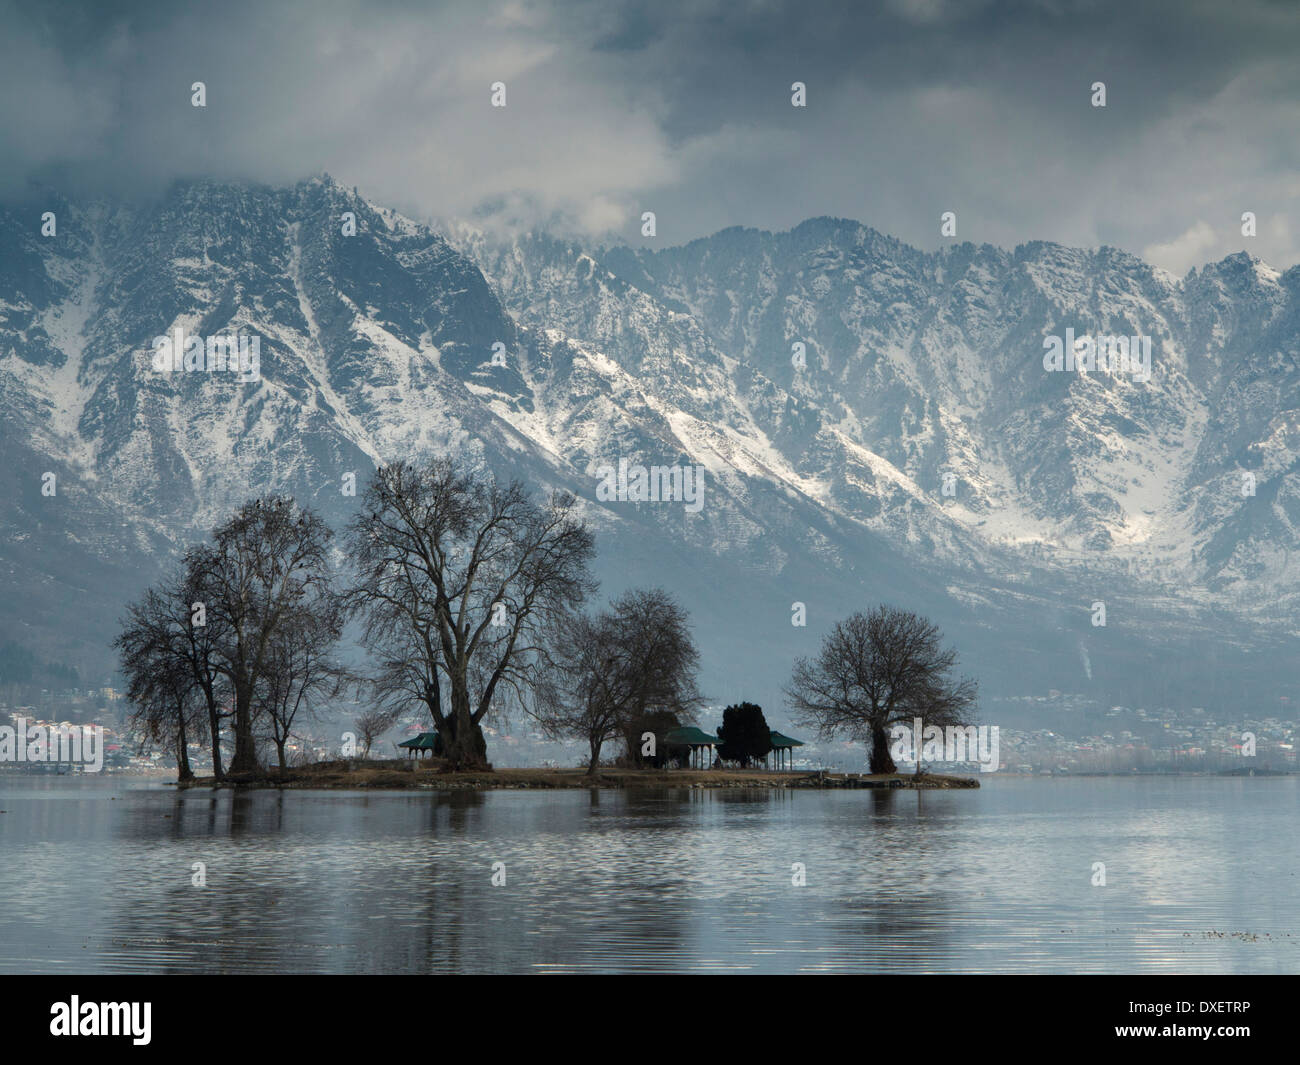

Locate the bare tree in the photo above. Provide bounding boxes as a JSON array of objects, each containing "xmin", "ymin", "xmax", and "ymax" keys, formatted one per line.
[
  {"xmin": 354, "ymin": 708, "xmax": 400, "ymax": 759},
  {"xmin": 176, "ymin": 555, "xmax": 231, "ymax": 778},
  {"xmin": 115, "ymin": 587, "xmax": 205, "ymax": 781},
  {"xmin": 531, "ymin": 612, "xmax": 624, "ymax": 774},
  {"xmin": 531, "ymin": 588, "xmax": 702, "ymax": 775},
  {"xmin": 785, "ymin": 605, "xmax": 977, "ymax": 774},
  {"xmin": 609, "ymin": 588, "xmax": 702, "ymax": 732},
  {"xmin": 259, "ymin": 595, "xmax": 347, "ymax": 775},
  {"xmin": 193, "ymin": 497, "xmax": 336, "ymax": 774},
  {"xmin": 346, "ymin": 459, "xmax": 596, "ymax": 769},
  {"xmin": 117, "ymin": 564, "xmax": 231, "ymax": 778}
]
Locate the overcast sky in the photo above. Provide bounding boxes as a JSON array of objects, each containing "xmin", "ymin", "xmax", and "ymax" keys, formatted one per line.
[{"xmin": 3, "ymin": 0, "xmax": 1299, "ymax": 273}]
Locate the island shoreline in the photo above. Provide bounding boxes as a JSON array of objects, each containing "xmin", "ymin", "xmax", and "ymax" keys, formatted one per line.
[{"xmin": 174, "ymin": 761, "xmax": 980, "ymax": 791}]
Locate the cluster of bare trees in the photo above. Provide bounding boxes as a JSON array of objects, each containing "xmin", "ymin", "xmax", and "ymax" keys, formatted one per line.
[
  {"xmin": 116, "ymin": 459, "xmax": 701, "ymax": 776},
  {"xmin": 115, "ymin": 497, "xmax": 345, "ymax": 779},
  {"xmin": 116, "ymin": 458, "xmax": 976, "ymax": 780}
]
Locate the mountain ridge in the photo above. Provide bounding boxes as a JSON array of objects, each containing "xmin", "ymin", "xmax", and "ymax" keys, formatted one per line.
[{"xmin": 4, "ymin": 174, "xmax": 1299, "ymax": 723}]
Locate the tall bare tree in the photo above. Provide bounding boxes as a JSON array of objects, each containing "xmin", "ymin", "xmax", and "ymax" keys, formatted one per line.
[
  {"xmin": 785, "ymin": 605, "xmax": 977, "ymax": 774},
  {"xmin": 193, "ymin": 497, "xmax": 336, "ymax": 774},
  {"xmin": 347, "ymin": 459, "xmax": 596, "ymax": 768}
]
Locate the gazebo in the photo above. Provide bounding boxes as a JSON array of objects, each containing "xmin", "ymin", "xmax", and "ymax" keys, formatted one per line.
[
  {"xmin": 768, "ymin": 731, "xmax": 804, "ymax": 770},
  {"xmin": 665, "ymin": 726, "xmax": 719, "ymax": 769},
  {"xmin": 397, "ymin": 732, "xmax": 442, "ymax": 760}
]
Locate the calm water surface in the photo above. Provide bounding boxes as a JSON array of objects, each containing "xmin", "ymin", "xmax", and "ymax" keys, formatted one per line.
[{"xmin": 0, "ymin": 775, "xmax": 1295, "ymax": 973}]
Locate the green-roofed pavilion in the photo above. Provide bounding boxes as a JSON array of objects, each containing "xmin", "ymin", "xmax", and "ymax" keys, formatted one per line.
[
  {"xmin": 665, "ymin": 726, "xmax": 719, "ymax": 769},
  {"xmin": 397, "ymin": 732, "xmax": 442, "ymax": 759},
  {"xmin": 768, "ymin": 730, "xmax": 804, "ymax": 771}
]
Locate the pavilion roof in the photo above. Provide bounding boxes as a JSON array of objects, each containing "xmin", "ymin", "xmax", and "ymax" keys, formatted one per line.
[
  {"xmin": 397, "ymin": 732, "xmax": 440, "ymax": 750},
  {"xmin": 665, "ymin": 726, "xmax": 719, "ymax": 746},
  {"xmin": 768, "ymin": 731, "xmax": 804, "ymax": 748}
]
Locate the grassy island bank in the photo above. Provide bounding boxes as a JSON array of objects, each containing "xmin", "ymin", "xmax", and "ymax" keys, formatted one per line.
[{"xmin": 177, "ymin": 760, "xmax": 979, "ymax": 791}]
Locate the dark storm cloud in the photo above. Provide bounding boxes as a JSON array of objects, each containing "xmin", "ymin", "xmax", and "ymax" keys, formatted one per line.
[{"xmin": 2, "ymin": 0, "xmax": 1298, "ymax": 271}]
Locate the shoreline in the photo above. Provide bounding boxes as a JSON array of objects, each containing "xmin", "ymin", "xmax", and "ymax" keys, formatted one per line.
[{"xmin": 175, "ymin": 762, "xmax": 980, "ymax": 791}]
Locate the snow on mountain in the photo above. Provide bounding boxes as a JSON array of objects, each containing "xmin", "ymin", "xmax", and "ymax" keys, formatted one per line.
[{"xmin": 4, "ymin": 177, "xmax": 1300, "ymax": 716}]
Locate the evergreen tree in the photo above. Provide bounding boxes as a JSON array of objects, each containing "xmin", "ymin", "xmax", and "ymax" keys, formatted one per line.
[{"xmin": 716, "ymin": 702, "xmax": 772, "ymax": 767}]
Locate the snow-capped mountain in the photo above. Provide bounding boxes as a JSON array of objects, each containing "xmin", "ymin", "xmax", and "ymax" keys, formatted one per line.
[
  {"xmin": 4, "ymin": 176, "xmax": 1299, "ymax": 718},
  {"xmin": 466, "ymin": 221, "xmax": 1300, "ymax": 607}
]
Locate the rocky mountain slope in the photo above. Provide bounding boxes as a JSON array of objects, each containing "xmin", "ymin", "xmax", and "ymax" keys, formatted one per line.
[{"xmin": 4, "ymin": 176, "xmax": 1299, "ymax": 719}]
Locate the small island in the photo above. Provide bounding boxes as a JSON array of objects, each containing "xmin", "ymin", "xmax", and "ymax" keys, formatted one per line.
[{"xmin": 116, "ymin": 462, "xmax": 989, "ymax": 790}]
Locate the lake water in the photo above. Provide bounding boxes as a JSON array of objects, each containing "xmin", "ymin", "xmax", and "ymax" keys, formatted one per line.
[{"xmin": 0, "ymin": 775, "xmax": 1295, "ymax": 973}]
